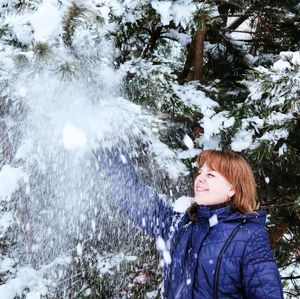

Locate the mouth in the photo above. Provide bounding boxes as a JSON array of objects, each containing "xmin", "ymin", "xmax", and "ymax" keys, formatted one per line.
[{"xmin": 195, "ymin": 186, "xmax": 209, "ymax": 192}]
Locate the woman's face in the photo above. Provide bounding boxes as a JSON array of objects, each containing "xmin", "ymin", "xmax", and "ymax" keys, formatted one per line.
[{"xmin": 194, "ymin": 163, "xmax": 235, "ymax": 206}]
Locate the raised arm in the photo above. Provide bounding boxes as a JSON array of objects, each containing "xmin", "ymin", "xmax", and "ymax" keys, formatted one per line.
[
  {"xmin": 94, "ymin": 146, "xmax": 179, "ymax": 241},
  {"xmin": 242, "ymin": 227, "xmax": 284, "ymax": 298}
]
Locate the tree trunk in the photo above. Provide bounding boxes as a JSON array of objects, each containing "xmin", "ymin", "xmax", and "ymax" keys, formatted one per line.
[
  {"xmin": 181, "ymin": 16, "xmax": 206, "ymax": 82},
  {"xmin": 193, "ymin": 28, "xmax": 205, "ymax": 81}
]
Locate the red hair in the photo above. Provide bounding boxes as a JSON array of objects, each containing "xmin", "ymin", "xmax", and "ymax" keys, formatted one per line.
[{"xmin": 197, "ymin": 149, "xmax": 258, "ymax": 213}]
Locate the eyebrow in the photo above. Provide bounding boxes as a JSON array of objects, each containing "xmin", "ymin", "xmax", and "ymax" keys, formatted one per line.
[{"xmin": 199, "ymin": 167, "xmax": 214, "ymax": 172}]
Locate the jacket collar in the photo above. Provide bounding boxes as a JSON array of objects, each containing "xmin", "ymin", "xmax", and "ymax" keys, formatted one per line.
[{"xmin": 195, "ymin": 204, "xmax": 267, "ymax": 225}]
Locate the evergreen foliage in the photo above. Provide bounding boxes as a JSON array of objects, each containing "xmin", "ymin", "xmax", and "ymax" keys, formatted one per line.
[{"xmin": 0, "ymin": 0, "xmax": 299, "ymax": 298}]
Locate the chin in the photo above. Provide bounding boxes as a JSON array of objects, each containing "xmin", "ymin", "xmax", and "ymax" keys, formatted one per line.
[{"xmin": 195, "ymin": 197, "xmax": 209, "ymax": 205}]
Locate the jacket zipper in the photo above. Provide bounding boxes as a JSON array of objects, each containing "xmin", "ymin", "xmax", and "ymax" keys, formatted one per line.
[{"xmin": 213, "ymin": 222, "xmax": 244, "ymax": 299}]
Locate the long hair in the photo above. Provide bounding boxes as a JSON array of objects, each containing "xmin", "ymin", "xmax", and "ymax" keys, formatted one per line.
[{"xmin": 193, "ymin": 149, "xmax": 258, "ymax": 214}]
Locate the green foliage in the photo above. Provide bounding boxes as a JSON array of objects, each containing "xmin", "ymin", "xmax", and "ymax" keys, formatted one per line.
[
  {"xmin": 56, "ymin": 60, "xmax": 79, "ymax": 82},
  {"xmin": 62, "ymin": 2, "xmax": 91, "ymax": 47},
  {"xmin": 15, "ymin": 0, "xmax": 40, "ymax": 11},
  {"xmin": 1, "ymin": 0, "xmax": 300, "ymax": 297},
  {"xmin": 13, "ymin": 53, "xmax": 30, "ymax": 69},
  {"xmin": 32, "ymin": 42, "xmax": 52, "ymax": 59}
]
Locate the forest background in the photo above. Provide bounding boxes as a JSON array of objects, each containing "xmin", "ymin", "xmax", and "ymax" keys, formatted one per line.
[{"xmin": 0, "ymin": 0, "xmax": 299, "ymax": 298}]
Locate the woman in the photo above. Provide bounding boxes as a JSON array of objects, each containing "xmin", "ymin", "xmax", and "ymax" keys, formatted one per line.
[{"xmin": 96, "ymin": 147, "xmax": 283, "ymax": 298}]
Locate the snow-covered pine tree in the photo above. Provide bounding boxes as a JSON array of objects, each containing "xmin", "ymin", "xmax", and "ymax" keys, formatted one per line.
[{"xmin": 0, "ymin": 0, "xmax": 299, "ymax": 298}]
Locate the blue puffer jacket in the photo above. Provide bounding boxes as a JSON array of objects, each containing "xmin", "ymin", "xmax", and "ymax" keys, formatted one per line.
[{"xmin": 96, "ymin": 148, "xmax": 284, "ymax": 299}]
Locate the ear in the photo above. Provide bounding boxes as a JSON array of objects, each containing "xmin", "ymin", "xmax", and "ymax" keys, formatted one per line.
[{"xmin": 227, "ymin": 185, "xmax": 235, "ymax": 198}]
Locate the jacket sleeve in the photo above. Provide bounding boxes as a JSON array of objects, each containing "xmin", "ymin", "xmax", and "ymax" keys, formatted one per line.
[
  {"xmin": 242, "ymin": 227, "xmax": 284, "ymax": 299},
  {"xmin": 94, "ymin": 147, "xmax": 179, "ymax": 241}
]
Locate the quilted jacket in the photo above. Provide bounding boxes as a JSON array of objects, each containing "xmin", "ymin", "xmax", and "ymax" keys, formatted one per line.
[{"xmin": 96, "ymin": 148, "xmax": 284, "ymax": 299}]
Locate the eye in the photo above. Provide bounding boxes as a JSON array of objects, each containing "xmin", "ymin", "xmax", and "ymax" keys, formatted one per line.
[{"xmin": 207, "ymin": 173, "xmax": 215, "ymax": 178}]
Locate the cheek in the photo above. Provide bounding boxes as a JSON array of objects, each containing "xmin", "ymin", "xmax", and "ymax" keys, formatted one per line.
[{"xmin": 193, "ymin": 179, "xmax": 197, "ymax": 191}]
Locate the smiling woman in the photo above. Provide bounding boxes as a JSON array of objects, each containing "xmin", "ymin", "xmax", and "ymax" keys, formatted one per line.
[
  {"xmin": 194, "ymin": 163, "xmax": 235, "ymax": 206},
  {"xmin": 96, "ymin": 146, "xmax": 284, "ymax": 299},
  {"xmin": 194, "ymin": 150, "xmax": 257, "ymax": 212}
]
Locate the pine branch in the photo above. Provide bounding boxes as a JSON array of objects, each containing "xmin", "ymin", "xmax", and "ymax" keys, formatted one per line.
[
  {"xmin": 218, "ymin": 14, "xmax": 252, "ymax": 17},
  {"xmin": 261, "ymin": 202, "xmax": 300, "ymax": 209},
  {"xmin": 226, "ymin": 12, "xmax": 251, "ymax": 31},
  {"xmin": 281, "ymin": 275, "xmax": 300, "ymax": 280},
  {"xmin": 62, "ymin": 2, "xmax": 90, "ymax": 48},
  {"xmin": 208, "ymin": 0, "xmax": 245, "ymax": 10},
  {"xmin": 141, "ymin": 25, "xmax": 163, "ymax": 59},
  {"xmin": 219, "ymin": 29, "xmax": 255, "ymax": 34},
  {"xmin": 280, "ymin": 259, "xmax": 300, "ymax": 269}
]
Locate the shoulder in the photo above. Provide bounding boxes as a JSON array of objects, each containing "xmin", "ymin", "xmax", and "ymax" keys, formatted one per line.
[
  {"xmin": 242, "ymin": 221, "xmax": 267, "ymax": 237},
  {"xmin": 242, "ymin": 222, "xmax": 275, "ymax": 265},
  {"xmin": 225, "ymin": 209, "xmax": 267, "ymax": 240}
]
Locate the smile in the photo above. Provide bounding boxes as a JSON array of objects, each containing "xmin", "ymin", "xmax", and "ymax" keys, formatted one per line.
[{"xmin": 196, "ymin": 187, "xmax": 209, "ymax": 192}]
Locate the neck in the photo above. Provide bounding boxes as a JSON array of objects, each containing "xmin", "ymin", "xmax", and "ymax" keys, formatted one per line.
[{"xmin": 205, "ymin": 202, "xmax": 230, "ymax": 210}]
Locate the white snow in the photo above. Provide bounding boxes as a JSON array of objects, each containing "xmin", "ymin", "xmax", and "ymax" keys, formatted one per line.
[
  {"xmin": 0, "ymin": 212, "xmax": 14, "ymax": 238},
  {"xmin": 8, "ymin": 17, "xmax": 33, "ymax": 46},
  {"xmin": 145, "ymin": 290, "xmax": 158, "ymax": 298},
  {"xmin": 227, "ymin": 17, "xmax": 254, "ymax": 43},
  {"xmin": 278, "ymin": 143, "xmax": 287, "ymax": 156},
  {"xmin": 91, "ymin": 219, "xmax": 96, "ymax": 232},
  {"xmin": 273, "ymin": 51, "xmax": 300, "ymax": 71},
  {"xmin": 291, "ymin": 51, "xmax": 300, "ymax": 65},
  {"xmin": 172, "ymin": 1, "xmax": 198, "ymax": 28},
  {"xmin": 0, "ymin": 257, "xmax": 15, "ymax": 274},
  {"xmin": 260, "ymin": 128, "xmax": 289, "ymax": 142},
  {"xmin": 120, "ymin": 154, "xmax": 127, "ymax": 164},
  {"xmin": 247, "ymin": 82, "xmax": 263, "ymax": 101},
  {"xmin": 201, "ymin": 112, "xmax": 235, "ymax": 140},
  {"xmin": 125, "ymin": 256, "xmax": 137, "ymax": 261},
  {"xmin": 162, "ymin": 250, "xmax": 171, "ymax": 265},
  {"xmin": 0, "ymin": 267, "xmax": 48, "ymax": 299},
  {"xmin": 231, "ymin": 129, "xmax": 254, "ymax": 151},
  {"xmin": 0, "ymin": 0, "xmax": 297, "ymax": 297},
  {"xmin": 142, "ymin": 217, "xmax": 146, "ymax": 227},
  {"xmin": 62, "ymin": 123, "xmax": 87, "ymax": 151},
  {"xmin": 266, "ymin": 112, "xmax": 292, "ymax": 125},
  {"xmin": 273, "ymin": 59, "xmax": 292, "ymax": 71},
  {"xmin": 0, "ymin": 165, "xmax": 27, "ymax": 201},
  {"xmin": 209, "ymin": 214, "xmax": 218, "ymax": 227},
  {"xmin": 156, "ymin": 236, "xmax": 167, "ymax": 251},
  {"xmin": 156, "ymin": 236, "xmax": 171, "ymax": 264},
  {"xmin": 30, "ymin": 0, "xmax": 61, "ymax": 42},
  {"xmin": 16, "ymin": 86, "xmax": 28, "ymax": 97},
  {"xmin": 173, "ymin": 196, "xmax": 194, "ymax": 213},
  {"xmin": 151, "ymin": 1, "xmax": 172, "ymax": 26},
  {"xmin": 163, "ymin": 29, "xmax": 192, "ymax": 46},
  {"xmin": 172, "ymin": 83, "xmax": 218, "ymax": 113},
  {"xmin": 15, "ymin": 140, "xmax": 33, "ymax": 160},
  {"xmin": 148, "ymin": 137, "xmax": 189, "ymax": 180},
  {"xmin": 76, "ymin": 243, "xmax": 83, "ymax": 256},
  {"xmin": 96, "ymin": 252, "xmax": 136, "ymax": 275},
  {"xmin": 151, "ymin": 0, "xmax": 209, "ymax": 29},
  {"xmin": 183, "ymin": 134, "xmax": 194, "ymax": 149},
  {"xmin": 280, "ymin": 260, "xmax": 300, "ymax": 298},
  {"xmin": 177, "ymin": 148, "xmax": 201, "ymax": 160}
]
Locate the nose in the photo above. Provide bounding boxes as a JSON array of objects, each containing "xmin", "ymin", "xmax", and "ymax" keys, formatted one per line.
[{"xmin": 197, "ymin": 174, "xmax": 206, "ymax": 183}]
